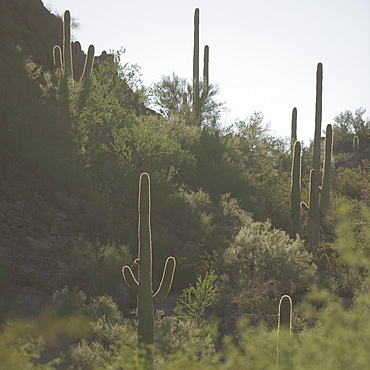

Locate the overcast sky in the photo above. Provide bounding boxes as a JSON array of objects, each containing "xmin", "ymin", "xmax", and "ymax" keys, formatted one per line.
[{"xmin": 44, "ymin": 0, "xmax": 370, "ymax": 145}]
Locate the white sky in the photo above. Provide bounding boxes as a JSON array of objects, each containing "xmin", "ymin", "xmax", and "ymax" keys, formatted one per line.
[{"xmin": 44, "ymin": 0, "xmax": 370, "ymax": 145}]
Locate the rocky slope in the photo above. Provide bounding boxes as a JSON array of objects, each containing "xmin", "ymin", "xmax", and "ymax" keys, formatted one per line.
[{"xmin": 0, "ymin": 0, "xmax": 107, "ymax": 81}]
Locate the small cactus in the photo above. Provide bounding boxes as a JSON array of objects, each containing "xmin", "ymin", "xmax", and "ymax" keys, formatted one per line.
[
  {"xmin": 318, "ymin": 253, "xmax": 328, "ymax": 287},
  {"xmin": 353, "ymin": 135, "xmax": 359, "ymax": 161},
  {"xmin": 122, "ymin": 173, "xmax": 176, "ymax": 346},
  {"xmin": 277, "ymin": 295, "xmax": 292, "ymax": 369}
]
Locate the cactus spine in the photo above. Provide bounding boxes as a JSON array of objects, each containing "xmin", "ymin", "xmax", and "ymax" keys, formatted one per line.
[
  {"xmin": 291, "ymin": 140, "xmax": 301, "ymax": 237},
  {"xmin": 122, "ymin": 173, "xmax": 176, "ymax": 346},
  {"xmin": 192, "ymin": 8, "xmax": 209, "ymax": 126}
]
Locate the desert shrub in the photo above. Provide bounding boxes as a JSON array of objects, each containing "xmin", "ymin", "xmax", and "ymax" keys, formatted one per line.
[
  {"xmin": 85, "ymin": 295, "xmax": 124, "ymax": 325},
  {"xmin": 0, "ymin": 320, "xmax": 48, "ymax": 369},
  {"xmin": 216, "ymin": 217, "xmax": 316, "ymax": 325},
  {"xmin": 332, "ymin": 165, "xmax": 370, "ymax": 199},
  {"xmin": 154, "ymin": 313, "xmax": 218, "ymax": 358},
  {"xmin": 173, "ymin": 270, "xmax": 218, "ymax": 325},
  {"xmin": 52, "ymin": 286, "xmax": 87, "ymax": 316},
  {"xmin": 68, "ymin": 238, "xmax": 131, "ymax": 295}
]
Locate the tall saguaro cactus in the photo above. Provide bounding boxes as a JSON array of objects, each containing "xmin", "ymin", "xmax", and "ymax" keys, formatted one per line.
[
  {"xmin": 53, "ymin": 10, "xmax": 95, "ymax": 116},
  {"xmin": 192, "ymin": 8, "xmax": 209, "ymax": 126},
  {"xmin": 122, "ymin": 173, "xmax": 176, "ymax": 346},
  {"xmin": 298, "ymin": 63, "xmax": 333, "ymax": 254},
  {"xmin": 302, "ymin": 124, "xmax": 333, "ymax": 253}
]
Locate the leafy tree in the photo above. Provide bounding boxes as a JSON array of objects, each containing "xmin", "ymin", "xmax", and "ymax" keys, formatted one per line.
[
  {"xmin": 173, "ymin": 270, "xmax": 218, "ymax": 325},
  {"xmin": 333, "ymin": 108, "xmax": 370, "ymax": 158},
  {"xmin": 150, "ymin": 73, "xmax": 223, "ymax": 127}
]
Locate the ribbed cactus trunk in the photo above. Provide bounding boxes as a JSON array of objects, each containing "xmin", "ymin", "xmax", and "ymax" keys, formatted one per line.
[
  {"xmin": 63, "ymin": 10, "xmax": 73, "ymax": 80},
  {"xmin": 353, "ymin": 135, "xmax": 359, "ymax": 161},
  {"xmin": 137, "ymin": 173, "xmax": 155, "ymax": 344},
  {"xmin": 291, "ymin": 140, "xmax": 301, "ymax": 237},
  {"xmin": 291, "ymin": 107, "xmax": 297, "ymax": 153},
  {"xmin": 303, "ymin": 63, "xmax": 334, "ymax": 254},
  {"xmin": 277, "ymin": 295, "xmax": 292, "ymax": 369},
  {"xmin": 313, "ymin": 63, "xmax": 323, "ymax": 175},
  {"xmin": 320, "ymin": 124, "xmax": 333, "ymax": 217},
  {"xmin": 306, "ymin": 168, "xmax": 320, "ymax": 253},
  {"xmin": 192, "ymin": 8, "xmax": 209, "ymax": 127},
  {"xmin": 318, "ymin": 253, "xmax": 328, "ymax": 287},
  {"xmin": 201, "ymin": 45, "xmax": 209, "ymax": 102},
  {"xmin": 123, "ymin": 173, "xmax": 176, "ymax": 349},
  {"xmin": 193, "ymin": 8, "xmax": 200, "ymax": 124}
]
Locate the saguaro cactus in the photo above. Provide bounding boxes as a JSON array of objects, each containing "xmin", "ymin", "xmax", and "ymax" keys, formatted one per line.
[
  {"xmin": 122, "ymin": 173, "xmax": 176, "ymax": 346},
  {"xmin": 53, "ymin": 10, "xmax": 95, "ymax": 116},
  {"xmin": 277, "ymin": 295, "xmax": 292, "ymax": 369},
  {"xmin": 53, "ymin": 10, "xmax": 95, "ymax": 82},
  {"xmin": 318, "ymin": 253, "xmax": 328, "ymax": 287},
  {"xmin": 192, "ymin": 8, "xmax": 209, "ymax": 126},
  {"xmin": 300, "ymin": 64, "xmax": 333, "ymax": 254},
  {"xmin": 353, "ymin": 135, "xmax": 359, "ymax": 161},
  {"xmin": 291, "ymin": 140, "xmax": 301, "ymax": 237},
  {"xmin": 302, "ymin": 124, "xmax": 333, "ymax": 253}
]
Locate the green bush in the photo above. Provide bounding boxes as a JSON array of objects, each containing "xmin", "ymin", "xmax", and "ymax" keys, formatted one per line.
[
  {"xmin": 68, "ymin": 238, "xmax": 131, "ymax": 295},
  {"xmin": 217, "ymin": 217, "xmax": 316, "ymax": 325}
]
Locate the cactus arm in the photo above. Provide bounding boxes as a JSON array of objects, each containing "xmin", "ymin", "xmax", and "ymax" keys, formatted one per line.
[
  {"xmin": 201, "ymin": 45, "xmax": 209, "ymax": 102},
  {"xmin": 291, "ymin": 107, "xmax": 297, "ymax": 152},
  {"xmin": 318, "ymin": 253, "xmax": 328, "ymax": 286},
  {"xmin": 353, "ymin": 135, "xmax": 359, "ymax": 160},
  {"xmin": 313, "ymin": 63, "xmax": 323, "ymax": 174},
  {"xmin": 307, "ymin": 169, "xmax": 320, "ymax": 253},
  {"xmin": 291, "ymin": 140, "xmax": 301, "ymax": 237},
  {"xmin": 81, "ymin": 45, "xmax": 95, "ymax": 81},
  {"xmin": 63, "ymin": 10, "xmax": 73, "ymax": 79},
  {"xmin": 153, "ymin": 257, "xmax": 176, "ymax": 304},
  {"xmin": 320, "ymin": 124, "xmax": 332, "ymax": 216},
  {"xmin": 53, "ymin": 45, "xmax": 62, "ymax": 70},
  {"xmin": 122, "ymin": 266, "xmax": 138, "ymax": 294}
]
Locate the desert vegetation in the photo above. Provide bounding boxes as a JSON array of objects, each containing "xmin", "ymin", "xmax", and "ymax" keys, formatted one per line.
[{"xmin": 1, "ymin": 7, "xmax": 370, "ymax": 369}]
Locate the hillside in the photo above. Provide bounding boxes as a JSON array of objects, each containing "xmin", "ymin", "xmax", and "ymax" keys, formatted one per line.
[{"xmin": 1, "ymin": 1, "xmax": 370, "ymax": 368}]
